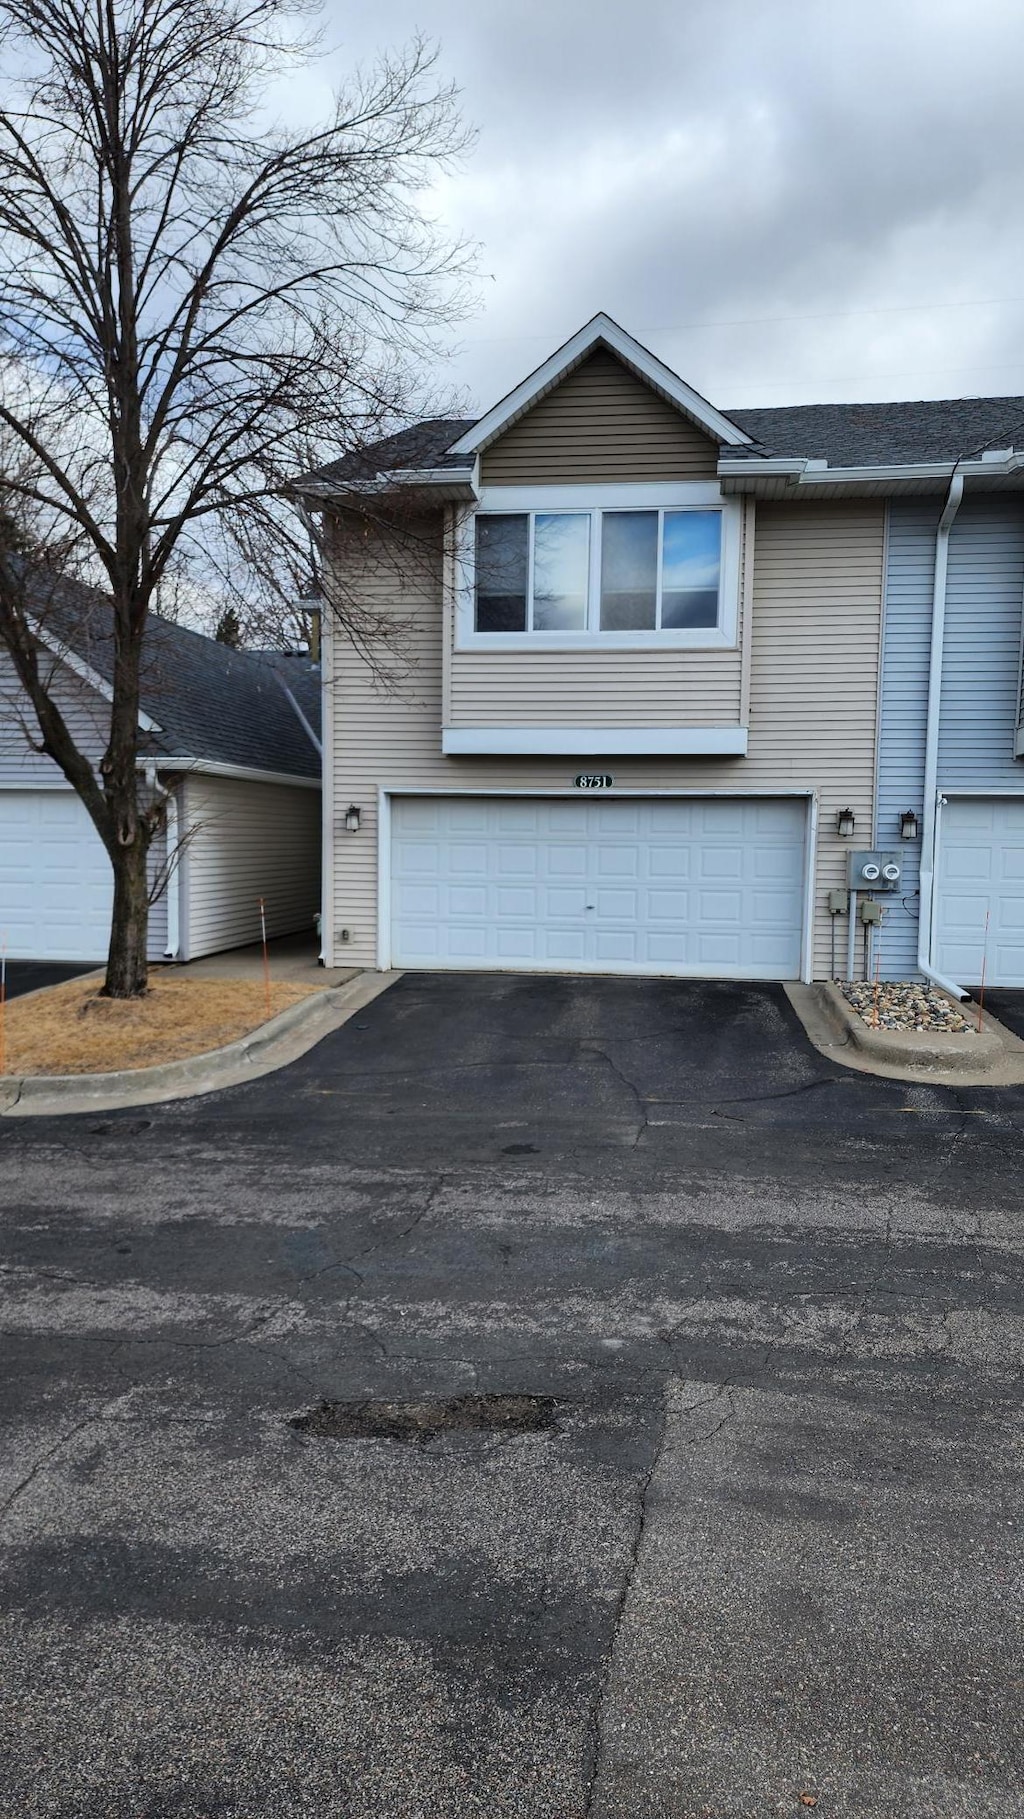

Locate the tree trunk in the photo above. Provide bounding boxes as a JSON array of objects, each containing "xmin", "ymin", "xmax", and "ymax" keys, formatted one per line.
[{"xmin": 103, "ymin": 835, "xmax": 150, "ymax": 998}]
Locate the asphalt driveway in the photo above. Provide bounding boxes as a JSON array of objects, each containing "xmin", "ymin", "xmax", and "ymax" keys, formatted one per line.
[
  {"xmin": 3, "ymin": 959, "xmax": 96, "ymax": 1000},
  {"xmin": 2, "ymin": 972, "xmax": 1024, "ymax": 1816}
]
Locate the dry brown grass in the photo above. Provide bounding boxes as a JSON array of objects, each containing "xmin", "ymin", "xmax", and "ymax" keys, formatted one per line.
[{"xmin": 2, "ymin": 973, "xmax": 319, "ymax": 1076}]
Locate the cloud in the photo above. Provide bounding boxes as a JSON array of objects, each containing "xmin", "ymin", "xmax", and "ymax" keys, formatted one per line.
[{"xmin": 303, "ymin": 0, "xmax": 1024, "ymax": 411}]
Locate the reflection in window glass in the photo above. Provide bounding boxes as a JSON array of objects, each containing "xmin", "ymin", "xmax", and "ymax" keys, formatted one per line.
[
  {"xmin": 600, "ymin": 512, "xmax": 658, "ymax": 630},
  {"xmin": 661, "ymin": 511, "xmax": 721, "ymax": 628},
  {"xmin": 475, "ymin": 515, "xmax": 528, "ymax": 631},
  {"xmin": 532, "ymin": 513, "xmax": 590, "ymax": 630}
]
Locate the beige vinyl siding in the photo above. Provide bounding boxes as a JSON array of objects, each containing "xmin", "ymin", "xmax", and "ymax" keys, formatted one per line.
[
  {"xmin": 447, "ymin": 650, "xmax": 741, "ymax": 725},
  {"xmin": 181, "ymin": 774, "xmax": 320, "ymax": 959},
  {"xmin": 327, "ymin": 502, "xmax": 884, "ymax": 979},
  {"xmin": 480, "ymin": 350, "xmax": 720, "ymax": 484}
]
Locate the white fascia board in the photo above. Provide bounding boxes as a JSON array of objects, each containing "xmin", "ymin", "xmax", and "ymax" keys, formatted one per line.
[
  {"xmin": 719, "ymin": 453, "xmax": 1024, "ymax": 490},
  {"xmin": 31, "ymin": 621, "xmax": 162, "ymax": 733},
  {"xmin": 295, "ymin": 468, "xmax": 476, "ymax": 501},
  {"xmin": 441, "ymin": 726, "xmax": 749, "ymax": 757},
  {"xmin": 450, "ymin": 313, "xmax": 752, "ymax": 456},
  {"xmin": 143, "ymin": 758, "xmax": 321, "ymax": 789}
]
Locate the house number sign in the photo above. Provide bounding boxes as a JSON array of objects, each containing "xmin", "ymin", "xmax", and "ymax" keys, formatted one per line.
[{"xmin": 574, "ymin": 773, "xmax": 614, "ymax": 790}]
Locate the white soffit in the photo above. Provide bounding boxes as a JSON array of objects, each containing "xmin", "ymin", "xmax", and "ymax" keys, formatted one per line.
[{"xmin": 449, "ymin": 313, "xmax": 753, "ymax": 456}]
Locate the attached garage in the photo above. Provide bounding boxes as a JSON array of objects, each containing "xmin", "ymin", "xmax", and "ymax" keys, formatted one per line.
[
  {"xmin": 388, "ymin": 795, "xmax": 809, "ymax": 979},
  {"xmin": 0, "ymin": 790, "xmax": 114, "ymax": 961},
  {"xmin": 935, "ymin": 797, "xmax": 1024, "ymax": 986}
]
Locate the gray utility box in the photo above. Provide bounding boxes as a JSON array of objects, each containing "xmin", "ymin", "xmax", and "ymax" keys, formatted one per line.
[{"xmin": 847, "ymin": 850, "xmax": 903, "ymax": 891}]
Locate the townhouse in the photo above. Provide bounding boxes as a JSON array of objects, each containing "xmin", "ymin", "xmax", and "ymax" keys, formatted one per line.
[{"xmin": 297, "ymin": 315, "xmax": 1024, "ymax": 991}]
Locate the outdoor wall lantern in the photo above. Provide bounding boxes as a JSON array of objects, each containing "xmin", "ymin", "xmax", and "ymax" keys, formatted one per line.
[
  {"xmin": 900, "ymin": 810, "xmax": 919, "ymax": 841},
  {"xmin": 836, "ymin": 807, "xmax": 856, "ymax": 838},
  {"xmin": 344, "ymin": 804, "xmax": 361, "ymax": 832}
]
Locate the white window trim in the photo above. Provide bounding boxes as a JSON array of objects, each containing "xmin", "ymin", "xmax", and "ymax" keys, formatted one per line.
[{"xmin": 456, "ymin": 484, "xmax": 741, "ymax": 652}]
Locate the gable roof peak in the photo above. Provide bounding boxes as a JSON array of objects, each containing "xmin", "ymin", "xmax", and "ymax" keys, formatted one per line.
[{"xmin": 449, "ymin": 312, "xmax": 752, "ymax": 457}]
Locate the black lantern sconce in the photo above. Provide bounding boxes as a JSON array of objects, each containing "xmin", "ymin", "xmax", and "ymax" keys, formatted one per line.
[
  {"xmin": 344, "ymin": 804, "xmax": 361, "ymax": 833},
  {"xmin": 836, "ymin": 807, "xmax": 856, "ymax": 839},
  {"xmin": 900, "ymin": 810, "xmax": 919, "ymax": 841}
]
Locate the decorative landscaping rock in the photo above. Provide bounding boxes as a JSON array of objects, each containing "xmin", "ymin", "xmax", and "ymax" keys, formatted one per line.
[{"xmin": 840, "ymin": 981, "xmax": 975, "ymax": 1034}]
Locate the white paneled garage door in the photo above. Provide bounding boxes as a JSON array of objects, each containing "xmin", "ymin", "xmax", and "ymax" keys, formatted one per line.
[
  {"xmin": 935, "ymin": 797, "xmax": 1024, "ymax": 985},
  {"xmin": 390, "ymin": 795, "xmax": 808, "ymax": 979},
  {"xmin": 0, "ymin": 790, "xmax": 113, "ymax": 959}
]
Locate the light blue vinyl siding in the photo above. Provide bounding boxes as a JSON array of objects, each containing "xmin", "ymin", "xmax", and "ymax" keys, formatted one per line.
[
  {"xmin": 877, "ymin": 499, "xmax": 1024, "ymax": 979},
  {"xmin": 939, "ymin": 503, "xmax": 1024, "ymax": 785}
]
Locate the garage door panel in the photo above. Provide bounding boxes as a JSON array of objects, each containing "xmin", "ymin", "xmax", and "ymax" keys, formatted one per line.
[
  {"xmin": 0, "ymin": 790, "xmax": 113, "ymax": 959},
  {"xmin": 936, "ymin": 798, "xmax": 1024, "ymax": 985},
  {"xmin": 391, "ymin": 796, "xmax": 807, "ymax": 980}
]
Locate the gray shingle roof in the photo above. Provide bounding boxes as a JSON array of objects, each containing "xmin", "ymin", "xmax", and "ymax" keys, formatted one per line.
[
  {"xmin": 725, "ymin": 396, "xmax": 1024, "ymax": 466},
  {"xmin": 301, "ymin": 418, "xmax": 475, "ymax": 488},
  {"xmin": 33, "ymin": 574, "xmax": 321, "ymax": 780},
  {"xmin": 297, "ymin": 395, "xmax": 1024, "ymax": 485}
]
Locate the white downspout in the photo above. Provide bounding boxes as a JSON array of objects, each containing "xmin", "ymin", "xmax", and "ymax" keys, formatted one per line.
[
  {"xmin": 143, "ymin": 761, "xmax": 180, "ymax": 961},
  {"xmin": 917, "ymin": 470, "xmax": 968, "ymax": 999},
  {"xmin": 164, "ymin": 785, "xmax": 181, "ymax": 959}
]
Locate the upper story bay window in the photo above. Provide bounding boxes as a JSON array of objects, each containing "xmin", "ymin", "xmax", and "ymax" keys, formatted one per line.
[{"xmin": 461, "ymin": 485, "xmax": 740, "ymax": 651}]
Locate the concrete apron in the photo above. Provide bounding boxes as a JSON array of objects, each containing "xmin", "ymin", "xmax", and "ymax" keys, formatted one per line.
[
  {"xmin": 0, "ymin": 971, "xmax": 400, "ymax": 1117},
  {"xmin": 786, "ymin": 981, "xmax": 1024, "ymax": 1087}
]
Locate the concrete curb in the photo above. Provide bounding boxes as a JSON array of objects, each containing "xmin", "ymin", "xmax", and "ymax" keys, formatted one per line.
[
  {"xmin": 815, "ymin": 981, "xmax": 1004, "ymax": 1072},
  {"xmin": 785, "ymin": 981, "xmax": 1024, "ymax": 1087},
  {"xmin": 0, "ymin": 970, "xmax": 401, "ymax": 1116}
]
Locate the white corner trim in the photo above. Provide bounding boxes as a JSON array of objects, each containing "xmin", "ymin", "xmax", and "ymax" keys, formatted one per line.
[
  {"xmin": 32, "ymin": 621, "xmax": 162, "ymax": 733},
  {"xmin": 801, "ymin": 794, "xmax": 818, "ymax": 984},
  {"xmin": 376, "ymin": 787, "xmax": 392, "ymax": 971},
  {"xmin": 149, "ymin": 758, "xmax": 321, "ymax": 790},
  {"xmin": 449, "ymin": 313, "xmax": 752, "ymax": 455},
  {"xmin": 441, "ymin": 725, "xmax": 749, "ymax": 756}
]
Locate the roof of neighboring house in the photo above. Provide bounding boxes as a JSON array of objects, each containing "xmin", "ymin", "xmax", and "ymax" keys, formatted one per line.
[
  {"xmin": 31, "ymin": 573, "xmax": 321, "ymax": 781},
  {"xmin": 725, "ymin": 397, "xmax": 1024, "ymax": 466},
  {"xmin": 295, "ymin": 394, "xmax": 1024, "ymax": 489}
]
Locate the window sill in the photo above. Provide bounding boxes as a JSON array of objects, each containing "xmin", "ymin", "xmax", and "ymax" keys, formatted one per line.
[
  {"xmin": 441, "ymin": 726, "xmax": 749, "ymax": 757},
  {"xmin": 455, "ymin": 629, "xmax": 736, "ymax": 654}
]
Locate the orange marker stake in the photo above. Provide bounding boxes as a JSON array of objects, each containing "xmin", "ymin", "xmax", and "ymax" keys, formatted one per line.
[
  {"xmin": 0, "ymin": 937, "xmax": 6, "ymax": 1075},
  {"xmin": 258, "ymin": 898, "xmax": 271, "ymax": 1019},
  {"xmin": 872, "ymin": 918, "xmax": 882, "ymax": 1029},
  {"xmin": 977, "ymin": 908, "xmax": 990, "ymax": 1034}
]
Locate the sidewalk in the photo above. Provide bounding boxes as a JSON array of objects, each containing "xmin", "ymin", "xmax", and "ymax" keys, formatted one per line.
[{"xmin": 163, "ymin": 932, "xmax": 357, "ymax": 990}]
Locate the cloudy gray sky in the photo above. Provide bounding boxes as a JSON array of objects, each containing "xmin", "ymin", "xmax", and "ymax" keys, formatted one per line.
[{"xmin": 301, "ymin": 0, "xmax": 1023, "ymax": 416}]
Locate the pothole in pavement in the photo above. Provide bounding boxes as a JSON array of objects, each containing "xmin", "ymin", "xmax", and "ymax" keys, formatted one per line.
[{"xmin": 289, "ymin": 1393, "xmax": 558, "ymax": 1444}]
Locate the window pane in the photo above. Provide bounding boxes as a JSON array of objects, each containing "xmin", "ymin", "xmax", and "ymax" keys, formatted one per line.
[
  {"xmin": 661, "ymin": 511, "xmax": 721, "ymax": 628},
  {"xmin": 475, "ymin": 514, "xmax": 528, "ymax": 631},
  {"xmin": 600, "ymin": 512, "xmax": 657, "ymax": 630},
  {"xmin": 532, "ymin": 513, "xmax": 589, "ymax": 631}
]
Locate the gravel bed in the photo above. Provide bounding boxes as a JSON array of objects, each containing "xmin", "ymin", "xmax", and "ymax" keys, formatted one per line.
[{"xmin": 840, "ymin": 981, "xmax": 975, "ymax": 1033}]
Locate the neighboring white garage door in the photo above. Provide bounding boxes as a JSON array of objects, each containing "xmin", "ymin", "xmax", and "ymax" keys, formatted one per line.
[
  {"xmin": 390, "ymin": 795, "xmax": 807, "ymax": 979},
  {"xmin": 0, "ymin": 790, "xmax": 112, "ymax": 960},
  {"xmin": 935, "ymin": 796, "xmax": 1024, "ymax": 985}
]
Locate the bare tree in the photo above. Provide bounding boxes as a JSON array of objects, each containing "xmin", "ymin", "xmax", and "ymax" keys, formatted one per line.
[{"xmin": 0, "ymin": 0, "xmax": 472, "ymax": 995}]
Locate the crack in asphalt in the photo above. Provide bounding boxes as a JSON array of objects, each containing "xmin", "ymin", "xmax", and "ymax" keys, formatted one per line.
[
  {"xmin": 580, "ymin": 1045, "xmax": 650, "ymax": 1149},
  {"xmin": 583, "ymin": 1385, "xmax": 669, "ymax": 1817}
]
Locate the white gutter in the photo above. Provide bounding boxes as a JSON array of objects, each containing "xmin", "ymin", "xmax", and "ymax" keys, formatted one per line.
[
  {"xmin": 717, "ymin": 450, "xmax": 1024, "ymax": 491},
  {"xmin": 141, "ymin": 758, "xmax": 320, "ymax": 789},
  {"xmin": 917, "ymin": 470, "xmax": 968, "ymax": 999}
]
